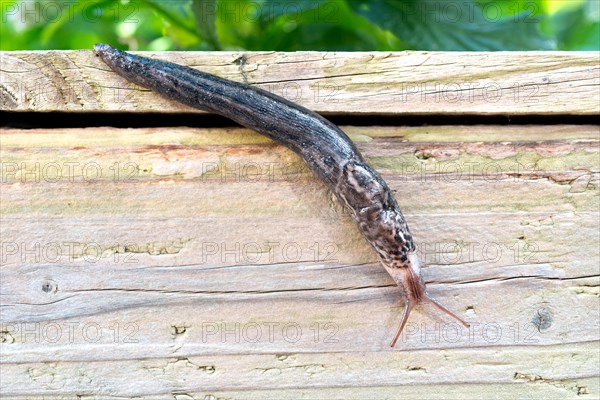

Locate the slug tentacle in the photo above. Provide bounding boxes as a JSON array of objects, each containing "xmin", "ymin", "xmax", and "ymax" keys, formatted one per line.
[
  {"xmin": 94, "ymin": 44, "xmax": 469, "ymax": 347},
  {"xmin": 391, "ymin": 297, "xmax": 415, "ymax": 348}
]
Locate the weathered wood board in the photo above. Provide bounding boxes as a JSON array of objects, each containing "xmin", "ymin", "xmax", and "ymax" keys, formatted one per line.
[
  {"xmin": 1, "ymin": 51, "xmax": 598, "ymax": 114},
  {"xmin": 0, "ymin": 51, "xmax": 599, "ymax": 399}
]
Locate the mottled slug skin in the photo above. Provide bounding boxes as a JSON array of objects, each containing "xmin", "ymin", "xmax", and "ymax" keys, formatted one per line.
[{"xmin": 94, "ymin": 44, "xmax": 467, "ymax": 346}]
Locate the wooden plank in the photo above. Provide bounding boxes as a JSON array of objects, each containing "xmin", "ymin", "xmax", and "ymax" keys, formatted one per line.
[
  {"xmin": 2, "ymin": 380, "xmax": 599, "ymax": 400},
  {"xmin": 1, "ymin": 51, "xmax": 598, "ymax": 115},
  {"xmin": 1, "ymin": 346, "xmax": 598, "ymax": 397},
  {"xmin": 1, "ymin": 124, "xmax": 598, "ymax": 397}
]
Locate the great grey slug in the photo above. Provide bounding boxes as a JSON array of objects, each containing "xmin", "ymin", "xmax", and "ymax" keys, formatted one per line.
[{"xmin": 93, "ymin": 43, "xmax": 469, "ymax": 347}]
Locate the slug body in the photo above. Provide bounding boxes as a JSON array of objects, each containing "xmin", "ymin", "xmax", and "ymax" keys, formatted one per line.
[{"xmin": 94, "ymin": 44, "xmax": 468, "ymax": 346}]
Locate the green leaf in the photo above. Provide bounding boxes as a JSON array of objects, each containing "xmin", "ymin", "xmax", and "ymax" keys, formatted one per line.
[
  {"xmin": 191, "ymin": 0, "xmax": 221, "ymax": 49},
  {"xmin": 1, "ymin": 0, "xmax": 595, "ymax": 50},
  {"xmin": 542, "ymin": 0, "xmax": 599, "ymax": 50},
  {"xmin": 217, "ymin": 0, "xmax": 401, "ymax": 51},
  {"xmin": 349, "ymin": 0, "xmax": 555, "ymax": 50}
]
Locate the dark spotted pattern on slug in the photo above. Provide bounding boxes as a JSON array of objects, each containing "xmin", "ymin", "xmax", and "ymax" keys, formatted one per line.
[{"xmin": 94, "ymin": 44, "xmax": 469, "ymax": 347}]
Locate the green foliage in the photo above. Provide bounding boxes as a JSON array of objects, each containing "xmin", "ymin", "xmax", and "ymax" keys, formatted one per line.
[
  {"xmin": 349, "ymin": 0, "xmax": 554, "ymax": 50},
  {"xmin": 0, "ymin": 0, "xmax": 597, "ymax": 51}
]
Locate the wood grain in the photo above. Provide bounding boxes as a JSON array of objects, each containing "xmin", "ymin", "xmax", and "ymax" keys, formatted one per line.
[
  {"xmin": 1, "ymin": 51, "xmax": 598, "ymax": 114},
  {"xmin": 1, "ymin": 123, "xmax": 598, "ymax": 398}
]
